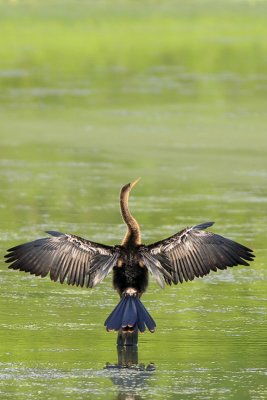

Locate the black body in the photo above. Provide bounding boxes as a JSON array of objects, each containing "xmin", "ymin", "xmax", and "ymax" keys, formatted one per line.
[{"xmin": 112, "ymin": 248, "xmax": 149, "ymax": 295}]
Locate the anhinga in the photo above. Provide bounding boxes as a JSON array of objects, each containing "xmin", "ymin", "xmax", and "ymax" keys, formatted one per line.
[{"xmin": 5, "ymin": 178, "xmax": 254, "ymax": 334}]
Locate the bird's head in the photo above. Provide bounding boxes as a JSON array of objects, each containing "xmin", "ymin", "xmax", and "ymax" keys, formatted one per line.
[{"xmin": 121, "ymin": 177, "xmax": 141, "ymax": 193}]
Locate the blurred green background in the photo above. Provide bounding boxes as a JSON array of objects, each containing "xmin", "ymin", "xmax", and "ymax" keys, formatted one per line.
[{"xmin": 0, "ymin": 0, "xmax": 266, "ymax": 399}]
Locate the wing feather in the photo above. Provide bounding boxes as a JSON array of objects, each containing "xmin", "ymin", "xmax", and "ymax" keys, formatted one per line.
[
  {"xmin": 5, "ymin": 231, "xmax": 119, "ymax": 288},
  {"xmin": 141, "ymin": 222, "xmax": 254, "ymax": 286},
  {"xmin": 139, "ymin": 250, "xmax": 174, "ymax": 288}
]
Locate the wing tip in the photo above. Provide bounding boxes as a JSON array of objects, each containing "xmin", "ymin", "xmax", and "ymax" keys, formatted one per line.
[
  {"xmin": 193, "ymin": 222, "xmax": 215, "ymax": 230},
  {"xmin": 45, "ymin": 231, "xmax": 64, "ymax": 237}
]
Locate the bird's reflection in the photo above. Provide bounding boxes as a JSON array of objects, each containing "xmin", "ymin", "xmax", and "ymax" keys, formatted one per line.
[{"xmin": 104, "ymin": 332, "xmax": 155, "ymax": 400}]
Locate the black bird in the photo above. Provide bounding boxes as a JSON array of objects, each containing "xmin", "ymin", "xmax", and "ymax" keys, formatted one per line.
[{"xmin": 5, "ymin": 179, "xmax": 254, "ymax": 334}]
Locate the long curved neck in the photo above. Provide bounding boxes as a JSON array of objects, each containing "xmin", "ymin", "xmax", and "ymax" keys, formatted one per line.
[{"xmin": 120, "ymin": 183, "xmax": 141, "ymax": 247}]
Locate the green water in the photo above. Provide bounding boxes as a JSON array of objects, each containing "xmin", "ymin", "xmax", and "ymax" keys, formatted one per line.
[{"xmin": 0, "ymin": 1, "xmax": 266, "ymax": 399}]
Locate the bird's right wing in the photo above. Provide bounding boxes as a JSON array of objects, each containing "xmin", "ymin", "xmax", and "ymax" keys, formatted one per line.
[
  {"xmin": 140, "ymin": 222, "xmax": 254, "ymax": 287},
  {"xmin": 5, "ymin": 231, "xmax": 120, "ymax": 288}
]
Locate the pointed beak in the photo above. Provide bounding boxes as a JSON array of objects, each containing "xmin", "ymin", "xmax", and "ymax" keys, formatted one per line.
[{"xmin": 130, "ymin": 177, "xmax": 141, "ymax": 188}]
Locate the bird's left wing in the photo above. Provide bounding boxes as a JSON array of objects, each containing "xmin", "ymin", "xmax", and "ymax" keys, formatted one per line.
[
  {"xmin": 140, "ymin": 222, "xmax": 255, "ymax": 287},
  {"xmin": 5, "ymin": 231, "xmax": 120, "ymax": 288}
]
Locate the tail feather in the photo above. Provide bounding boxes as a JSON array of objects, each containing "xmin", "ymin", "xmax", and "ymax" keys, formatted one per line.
[
  {"xmin": 135, "ymin": 299, "xmax": 146, "ymax": 332},
  {"xmin": 121, "ymin": 297, "xmax": 133, "ymax": 328},
  {"xmin": 105, "ymin": 297, "xmax": 128, "ymax": 331},
  {"xmin": 122, "ymin": 297, "xmax": 137, "ymax": 328},
  {"xmin": 135, "ymin": 297, "xmax": 156, "ymax": 332},
  {"xmin": 136, "ymin": 317, "xmax": 145, "ymax": 333},
  {"xmin": 104, "ymin": 295, "xmax": 156, "ymax": 333}
]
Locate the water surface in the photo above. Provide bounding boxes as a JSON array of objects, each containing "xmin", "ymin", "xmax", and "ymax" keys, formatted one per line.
[{"xmin": 0, "ymin": 1, "xmax": 266, "ymax": 399}]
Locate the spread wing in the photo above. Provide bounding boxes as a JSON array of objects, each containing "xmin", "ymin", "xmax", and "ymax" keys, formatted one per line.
[
  {"xmin": 5, "ymin": 231, "xmax": 120, "ymax": 288},
  {"xmin": 140, "ymin": 222, "xmax": 255, "ymax": 288}
]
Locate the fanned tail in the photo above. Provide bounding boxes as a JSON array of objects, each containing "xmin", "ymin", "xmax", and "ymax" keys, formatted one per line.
[{"xmin": 104, "ymin": 295, "xmax": 156, "ymax": 333}]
